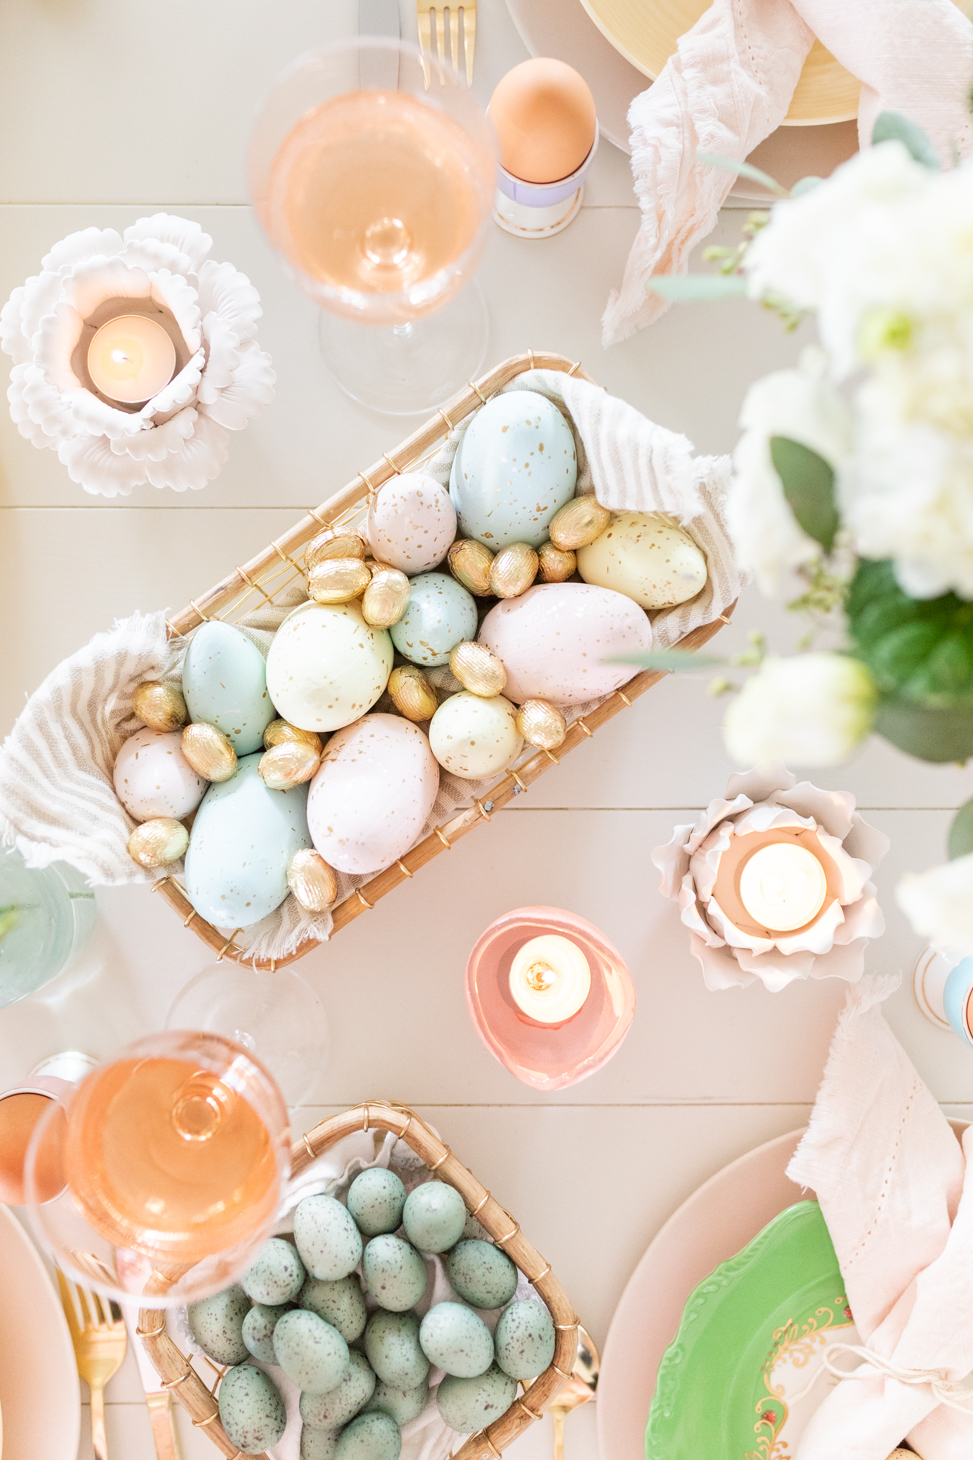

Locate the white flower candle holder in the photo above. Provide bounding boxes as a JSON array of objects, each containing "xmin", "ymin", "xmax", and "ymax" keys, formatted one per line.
[
  {"xmin": 0, "ymin": 214, "xmax": 275, "ymax": 496},
  {"xmin": 652, "ymin": 767, "xmax": 890, "ymax": 992}
]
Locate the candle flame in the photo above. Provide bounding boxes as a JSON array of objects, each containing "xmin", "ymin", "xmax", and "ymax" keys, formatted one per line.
[{"xmin": 524, "ymin": 960, "xmax": 557, "ymax": 993}]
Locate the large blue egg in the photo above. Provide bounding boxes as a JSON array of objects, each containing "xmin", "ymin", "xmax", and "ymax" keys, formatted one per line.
[{"xmin": 182, "ymin": 622, "xmax": 275, "ymax": 756}]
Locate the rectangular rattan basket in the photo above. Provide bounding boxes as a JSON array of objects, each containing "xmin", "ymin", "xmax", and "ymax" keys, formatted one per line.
[
  {"xmin": 139, "ymin": 1100, "xmax": 579, "ymax": 1460},
  {"xmin": 150, "ymin": 351, "xmax": 731, "ymax": 970}
]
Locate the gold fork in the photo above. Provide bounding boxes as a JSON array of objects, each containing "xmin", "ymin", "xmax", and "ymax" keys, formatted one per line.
[
  {"xmin": 417, "ymin": 0, "xmax": 476, "ymax": 85},
  {"xmin": 56, "ymin": 1271, "xmax": 127, "ymax": 1460}
]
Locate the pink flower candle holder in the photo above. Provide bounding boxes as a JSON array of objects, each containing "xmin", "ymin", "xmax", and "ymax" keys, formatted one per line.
[{"xmin": 466, "ymin": 906, "xmax": 636, "ymax": 1091}]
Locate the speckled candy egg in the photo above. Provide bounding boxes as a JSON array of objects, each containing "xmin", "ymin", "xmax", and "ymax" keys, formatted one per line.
[
  {"xmin": 242, "ymin": 1303, "xmax": 290, "ymax": 1364},
  {"xmin": 187, "ymin": 1286, "xmax": 250, "ymax": 1366},
  {"xmin": 577, "ymin": 511, "xmax": 708, "ymax": 609},
  {"xmin": 218, "ymin": 1365, "xmax": 287, "ymax": 1454},
  {"xmin": 184, "ymin": 753, "xmax": 311, "ymax": 927},
  {"xmin": 479, "ymin": 583, "xmax": 652, "ymax": 706},
  {"xmin": 266, "ymin": 601, "xmax": 393, "ymax": 733},
  {"xmin": 302, "ymin": 1430, "xmax": 339, "ymax": 1460},
  {"xmin": 493, "ymin": 1300, "xmax": 555, "ymax": 1379},
  {"xmin": 428, "ymin": 693, "xmax": 522, "ymax": 780},
  {"xmin": 364, "ymin": 1311, "xmax": 430, "ymax": 1388},
  {"xmin": 300, "ymin": 1275, "xmax": 367, "ymax": 1343},
  {"xmin": 390, "ymin": 574, "xmax": 478, "ymax": 669},
  {"xmin": 449, "ymin": 392, "xmax": 577, "ymax": 550},
  {"xmin": 348, "ymin": 1169, "xmax": 407, "ymax": 1237},
  {"xmin": 306, "ymin": 714, "xmax": 439, "ymax": 876},
  {"xmin": 365, "ymin": 1379, "xmax": 429, "ymax": 1426},
  {"xmin": 294, "ymin": 1195, "xmax": 364, "ymax": 1280},
  {"xmin": 182, "ymin": 621, "xmax": 275, "ymax": 755},
  {"xmin": 241, "ymin": 1236, "xmax": 305, "ymax": 1305},
  {"xmin": 366, "ymin": 473, "xmax": 457, "ymax": 574},
  {"xmin": 336, "ymin": 1412, "xmax": 402, "ymax": 1460},
  {"xmin": 447, "ymin": 1241, "xmax": 518, "ymax": 1310},
  {"xmin": 402, "ymin": 1181, "xmax": 467, "ymax": 1253},
  {"xmin": 362, "ymin": 1235, "xmax": 428, "ymax": 1312},
  {"xmin": 436, "ymin": 1364, "xmax": 517, "ymax": 1434},
  {"xmin": 419, "ymin": 1302, "xmax": 493, "ymax": 1378},
  {"xmin": 272, "ymin": 1309, "xmax": 349, "ymax": 1393},
  {"xmin": 300, "ymin": 1351, "xmax": 376, "ymax": 1428},
  {"xmin": 113, "ymin": 728, "xmax": 206, "ymax": 822}
]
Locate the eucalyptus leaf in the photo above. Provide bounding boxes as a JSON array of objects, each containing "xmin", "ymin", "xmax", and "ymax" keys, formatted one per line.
[
  {"xmin": 769, "ymin": 436, "xmax": 839, "ymax": 554},
  {"xmin": 948, "ymin": 799, "xmax": 973, "ymax": 859},
  {"xmin": 645, "ymin": 274, "xmax": 747, "ymax": 301},
  {"xmin": 874, "ymin": 696, "xmax": 973, "ymax": 763},
  {"xmin": 695, "ymin": 151, "xmax": 790, "ymax": 197},
  {"xmin": 608, "ymin": 650, "xmax": 724, "ymax": 672},
  {"xmin": 871, "ymin": 110, "xmax": 941, "ymax": 170}
]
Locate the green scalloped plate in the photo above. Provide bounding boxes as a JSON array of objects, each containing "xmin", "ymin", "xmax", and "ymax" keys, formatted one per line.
[{"xmin": 645, "ymin": 1201, "xmax": 858, "ymax": 1460}]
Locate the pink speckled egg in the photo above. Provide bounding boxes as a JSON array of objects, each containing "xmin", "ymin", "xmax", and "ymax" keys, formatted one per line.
[
  {"xmin": 366, "ymin": 473, "xmax": 457, "ymax": 575},
  {"xmin": 113, "ymin": 727, "xmax": 207, "ymax": 821}
]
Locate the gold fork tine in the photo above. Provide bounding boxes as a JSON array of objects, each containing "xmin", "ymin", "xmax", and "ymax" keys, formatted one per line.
[
  {"xmin": 462, "ymin": 3, "xmax": 475, "ymax": 85},
  {"xmin": 55, "ymin": 1271, "xmax": 127, "ymax": 1460},
  {"xmin": 450, "ymin": 6, "xmax": 460, "ymax": 72},
  {"xmin": 435, "ymin": 7, "xmax": 446, "ymax": 66},
  {"xmin": 56, "ymin": 1270, "xmax": 80, "ymax": 1340}
]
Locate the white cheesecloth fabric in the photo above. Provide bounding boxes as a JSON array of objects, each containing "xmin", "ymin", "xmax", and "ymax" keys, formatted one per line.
[
  {"xmin": 0, "ymin": 369, "xmax": 740, "ymax": 961},
  {"xmin": 603, "ymin": 0, "xmax": 973, "ymax": 345}
]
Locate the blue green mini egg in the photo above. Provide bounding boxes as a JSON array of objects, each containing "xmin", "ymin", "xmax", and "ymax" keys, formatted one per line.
[{"xmin": 390, "ymin": 574, "xmax": 477, "ymax": 667}]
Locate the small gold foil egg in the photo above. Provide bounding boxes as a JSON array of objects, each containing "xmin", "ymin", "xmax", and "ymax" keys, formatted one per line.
[
  {"xmin": 258, "ymin": 741, "xmax": 321, "ymax": 790},
  {"xmin": 181, "ymin": 723, "xmax": 238, "ymax": 782},
  {"xmin": 264, "ymin": 719, "xmax": 324, "ymax": 754},
  {"xmin": 538, "ymin": 540, "xmax": 577, "ymax": 582},
  {"xmin": 362, "ymin": 566, "xmax": 411, "ymax": 628},
  {"xmin": 389, "ymin": 665, "xmax": 439, "ymax": 722},
  {"xmin": 489, "ymin": 542, "xmax": 539, "ymax": 599},
  {"xmin": 305, "ymin": 529, "xmax": 368, "ymax": 569},
  {"xmin": 449, "ymin": 641, "xmax": 507, "ymax": 698},
  {"xmin": 448, "ymin": 539, "xmax": 495, "ymax": 596},
  {"xmin": 287, "ymin": 848, "xmax": 338, "ymax": 913},
  {"xmin": 548, "ymin": 495, "xmax": 612, "ymax": 551},
  {"xmin": 307, "ymin": 558, "xmax": 372, "ymax": 605},
  {"xmin": 127, "ymin": 817, "xmax": 189, "ymax": 868},
  {"xmin": 132, "ymin": 680, "xmax": 189, "ymax": 733},
  {"xmin": 516, "ymin": 699, "xmax": 567, "ymax": 751}
]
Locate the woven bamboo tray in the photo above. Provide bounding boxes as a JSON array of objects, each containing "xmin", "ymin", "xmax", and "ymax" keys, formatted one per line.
[
  {"xmin": 150, "ymin": 351, "xmax": 733, "ymax": 969},
  {"xmin": 139, "ymin": 1101, "xmax": 579, "ymax": 1460}
]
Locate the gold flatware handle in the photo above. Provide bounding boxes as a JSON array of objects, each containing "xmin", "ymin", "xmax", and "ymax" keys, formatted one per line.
[
  {"xmin": 91, "ymin": 1381, "xmax": 108, "ymax": 1460},
  {"xmin": 552, "ymin": 1408, "xmax": 566, "ymax": 1460},
  {"xmin": 146, "ymin": 1391, "xmax": 180, "ymax": 1460}
]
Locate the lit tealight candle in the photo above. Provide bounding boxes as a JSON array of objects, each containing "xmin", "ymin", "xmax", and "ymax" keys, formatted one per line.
[
  {"xmin": 738, "ymin": 843, "xmax": 828, "ymax": 934},
  {"xmin": 87, "ymin": 314, "xmax": 176, "ymax": 404},
  {"xmin": 509, "ymin": 933, "xmax": 591, "ymax": 1025}
]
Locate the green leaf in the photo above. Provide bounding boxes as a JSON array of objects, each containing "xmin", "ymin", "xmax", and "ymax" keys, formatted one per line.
[
  {"xmin": 874, "ymin": 696, "xmax": 973, "ymax": 763},
  {"xmin": 790, "ymin": 176, "xmax": 824, "ymax": 198},
  {"xmin": 846, "ymin": 558, "xmax": 973, "ymax": 711},
  {"xmin": 769, "ymin": 436, "xmax": 839, "ymax": 554},
  {"xmin": 867, "ymin": 621, "xmax": 943, "ymax": 693},
  {"xmin": 695, "ymin": 151, "xmax": 790, "ymax": 197},
  {"xmin": 871, "ymin": 110, "xmax": 941, "ymax": 169},
  {"xmin": 948, "ymin": 798, "xmax": 973, "ymax": 859},
  {"xmin": 645, "ymin": 274, "xmax": 748, "ymax": 302},
  {"xmin": 608, "ymin": 650, "xmax": 724, "ymax": 672}
]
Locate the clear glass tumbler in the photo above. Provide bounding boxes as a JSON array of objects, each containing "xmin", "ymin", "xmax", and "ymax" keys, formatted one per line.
[{"xmin": 0, "ymin": 848, "xmax": 96, "ymax": 1009}]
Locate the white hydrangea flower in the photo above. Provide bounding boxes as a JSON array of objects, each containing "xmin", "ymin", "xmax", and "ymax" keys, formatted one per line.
[
  {"xmin": 723, "ymin": 654, "xmax": 878, "ymax": 768},
  {"xmin": 898, "ymin": 853, "xmax": 973, "ymax": 956},
  {"xmin": 0, "ymin": 214, "xmax": 275, "ymax": 496}
]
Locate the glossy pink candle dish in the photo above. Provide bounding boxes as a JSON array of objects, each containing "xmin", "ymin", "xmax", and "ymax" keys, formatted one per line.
[{"xmin": 466, "ymin": 906, "xmax": 635, "ymax": 1091}]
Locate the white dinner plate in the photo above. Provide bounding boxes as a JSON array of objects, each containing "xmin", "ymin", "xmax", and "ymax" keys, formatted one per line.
[{"xmin": 0, "ymin": 1207, "xmax": 80, "ymax": 1460}]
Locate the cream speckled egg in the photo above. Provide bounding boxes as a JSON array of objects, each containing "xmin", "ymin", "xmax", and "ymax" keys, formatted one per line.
[
  {"xmin": 113, "ymin": 728, "xmax": 207, "ymax": 822},
  {"xmin": 479, "ymin": 583, "xmax": 651, "ymax": 706},
  {"xmin": 306, "ymin": 714, "xmax": 439, "ymax": 875},
  {"xmin": 576, "ymin": 511, "xmax": 708, "ymax": 609},
  {"xmin": 428, "ymin": 694, "xmax": 522, "ymax": 780},
  {"xmin": 366, "ymin": 473, "xmax": 457, "ymax": 574},
  {"xmin": 266, "ymin": 601, "xmax": 393, "ymax": 733}
]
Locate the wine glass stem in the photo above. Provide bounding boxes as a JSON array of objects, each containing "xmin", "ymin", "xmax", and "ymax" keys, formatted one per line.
[
  {"xmin": 392, "ymin": 322, "xmax": 414, "ymax": 339},
  {"xmin": 552, "ymin": 1410, "xmax": 566, "ymax": 1460}
]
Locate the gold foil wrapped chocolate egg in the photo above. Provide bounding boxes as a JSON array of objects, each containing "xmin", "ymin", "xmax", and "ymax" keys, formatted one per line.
[
  {"xmin": 127, "ymin": 817, "xmax": 189, "ymax": 868},
  {"xmin": 538, "ymin": 540, "xmax": 577, "ymax": 582},
  {"xmin": 449, "ymin": 641, "xmax": 507, "ymax": 698},
  {"xmin": 489, "ymin": 542, "xmax": 539, "ymax": 599},
  {"xmin": 305, "ymin": 529, "xmax": 367, "ymax": 569},
  {"xmin": 287, "ymin": 848, "xmax": 338, "ymax": 913},
  {"xmin": 548, "ymin": 495, "xmax": 611, "ymax": 551},
  {"xmin": 426, "ymin": 664, "xmax": 465, "ymax": 700},
  {"xmin": 516, "ymin": 698, "xmax": 567, "ymax": 751},
  {"xmin": 307, "ymin": 558, "xmax": 372, "ymax": 604},
  {"xmin": 181, "ymin": 722, "xmax": 238, "ymax": 782},
  {"xmin": 448, "ymin": 539, "xmax": 495, "ymax": 596},
  {"xmin": 389, "ymin": 665, "xmax": 439, "ymax": 722},
  {"xmin": 258, "ymin": 740, "xmax": 321, "ymax": 790},
  {"xmin": 362, "ymin": 566, "xmax": 411, "ymax": 628},
  {"xmin": 132, "ymin": 680, "xmax": 188, "ymax": 733},
  {"xmin": 264, "ymin": 719, "xmax": 324, "ymax": 754}
]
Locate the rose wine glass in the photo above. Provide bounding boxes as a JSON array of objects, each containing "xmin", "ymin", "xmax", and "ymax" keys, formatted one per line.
[{"xmin": 248, "ymin": 37, "xmax": 498, "ymax": 415}]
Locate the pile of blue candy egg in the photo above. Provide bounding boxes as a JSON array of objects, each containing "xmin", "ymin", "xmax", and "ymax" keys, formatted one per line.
[{"xmin": 187, "ymin": 1169, "xmax": 556, "ymax": 1460}]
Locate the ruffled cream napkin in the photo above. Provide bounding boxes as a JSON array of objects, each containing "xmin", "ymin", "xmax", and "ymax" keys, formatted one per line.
[
  {"xmin": 603, "ymin": 0, "xmax": 973, "ymax": 345},
  {"xmin": 788, "ymin": 976, "xmax": 973, "ymax": 1459}
]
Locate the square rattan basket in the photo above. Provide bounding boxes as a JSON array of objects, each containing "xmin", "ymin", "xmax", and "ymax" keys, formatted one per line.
[
  {"xmin": 150, "ymin": 351, "xmax": 732, "ymax": 970},
  {"xmin": 139, "ymin": 1100, "xmax": 580, "ymax": 1460}
]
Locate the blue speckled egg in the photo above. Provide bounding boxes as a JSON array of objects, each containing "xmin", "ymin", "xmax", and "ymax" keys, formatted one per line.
[
  {"xmin": 446, "ymin": 1241, "xmax": 518, "ymax": 1310},
  {"xmin": 402, "ymin": 1182, "xmax": 466, "ymax": 1253},
  {"xmin": 449, "ymin": 392, "xmax": 577, "ymax": 550},
  {"xmin": 419, "ymin": 1302, "xmax": 493, "ymax": 1378},
  {"xmin": 362, "ymin": 1235, "xmax": 427, "ymax": 1312},
  {"xmin": 300, "ymin": 1275, "xmax": 367, "ymax": 1343},
  {"xmin": 182, "ymin": 622, "xmax": 275, "ymax": 755},
  {"xmin": 390, "ymin": 574, "xmax": 477, "ymax": 667},
  {"xmin": 436, "ymin": 1364, "xmax": 516, "ymax": 1434},
  {"xmin": 364, "ymin": 1311, "xmax": 429, "ymax": 1389},
  {"xmin": 184, "ymin": 753, "xmax": 311, "ymax": 927},
  {"xmin": 300, "ymin": 1350, "xmax": 376, "ymax": 1428},
  {"xmin": 242, "ymin": 1303, "xmax": 290, "ymax": 1364},
  {"xmin": 272, "ymin": 1309, "xmax": 349, "ymax": 1393},
  {"xmin": 218, "ymin": 1365, "xmax": 287, "ymax": 1454},
  {"xmin": 493, "ymin": 1299, "xmax": 555, "ymax": 1379},
  {"xmin": 188, "ymin": 1286, "xmax": 250, "ymax": 1366},
  {"xmin": 241, "ymin": 1236, "xmax": 305, "ymax": 1305},
  {"xmin": 348, "ymin": 1169, "xmax": 407, "ymax": 1237},
  {"xmin": 364, "ymin": 1378, "xmax": 429, "ymax": 1425},
  {"xmin": 294, "ymin": 1195, "xmax": 364, "ymax": 1281},
  {"xmin": 335, "ymin": 1411, "xmax": 402, "ymax": 1460}
]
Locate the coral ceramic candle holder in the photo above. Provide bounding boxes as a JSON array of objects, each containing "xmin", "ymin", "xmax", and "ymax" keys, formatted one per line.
[
  {"xmin": 466, "ymin": 905, "xmax": 635, "ymax": 1090},
  {"xmin": 0, "ymin": 214, "xmax": 275, "ymax": 496}
]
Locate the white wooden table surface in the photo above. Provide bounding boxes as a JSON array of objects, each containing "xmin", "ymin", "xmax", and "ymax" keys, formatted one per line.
[{"xmin": 1, "ymin": 2, "xmax": 972, "ymax": 1457}]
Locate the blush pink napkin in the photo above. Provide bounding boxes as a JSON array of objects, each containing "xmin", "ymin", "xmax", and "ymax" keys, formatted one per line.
[
  {"xmin": 603, "ymin": 0, "xmax": 973, "ymax": 345},
  {"xmin": 787, "ymin": 976, "xmax": 973, "ymax": 1460}
]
